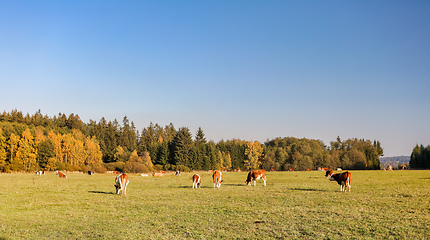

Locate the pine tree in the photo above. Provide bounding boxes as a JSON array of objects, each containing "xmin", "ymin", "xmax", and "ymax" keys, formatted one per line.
[
  {"xmin": 0, "ymin": 128, "xmax": 7, "ymax": 171},
  {"xmin": 172, "ymin": 127, "xmax": 194, "ymax": 168},
  {"xmin": 37, "ymin": 139, "xmax": 55, "ymax": 170}
]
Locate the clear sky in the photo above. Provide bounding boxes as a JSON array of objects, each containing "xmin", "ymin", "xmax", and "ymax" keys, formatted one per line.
[{"xmin": 1, "ymin": 1, "xmax": 429, "ymax": 157}]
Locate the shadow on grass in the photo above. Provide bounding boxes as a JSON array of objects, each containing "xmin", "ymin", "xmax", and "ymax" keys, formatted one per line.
[
  {"xmin": 289, "ymin": 187, "xmax": 327, "ymax": 192},
  {"xmin": 170, "ymin": 185, "xmax": 225, "ymax": 189},
  {"xmin": 223, "ymin": 183, "xmax": 246, "ymax": 187},
  {"xmin": 88, "ymin": 190, "xmax": 115, "ymax": 195}
]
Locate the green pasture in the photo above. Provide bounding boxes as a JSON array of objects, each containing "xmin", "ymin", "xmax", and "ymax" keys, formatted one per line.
[{"xmin": 0, "ymin": 170, "xmax": 429, "ymax": 239}]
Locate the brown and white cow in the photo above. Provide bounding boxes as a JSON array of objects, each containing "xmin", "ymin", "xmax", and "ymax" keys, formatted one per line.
[
  {"xmin": 245, "ymin": 169, "xmax": 266, "ymax": 186},
  {"xmin": 152, "ymin": 172, "xmax": 164, "ymax": 177},
  {"xmin": 56, "ymin": 171, "xmax": 67, "ymax": 178},
  {"xmin": 325, "ymin": 170, "xmax": 351, "ymax": 192},
  {"xmin": 114, "ymin": 173, "xmax": 129, "ymax": 195},
  {"xmin": 212, "ymin": 170, "xmax": 223, "ymax": 189},
  {"xmin": 192, "ymin": 174, "xmax": 201, "ymax": 189}
]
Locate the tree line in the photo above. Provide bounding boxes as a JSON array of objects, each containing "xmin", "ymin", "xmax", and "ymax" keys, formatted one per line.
[
  {"xmin": 0, "ymin": 110, "xmax": 384, "ymax": 173},
  {"xmin": 410, "ymin": 145, "xmax": 430, "ymax": 169}
]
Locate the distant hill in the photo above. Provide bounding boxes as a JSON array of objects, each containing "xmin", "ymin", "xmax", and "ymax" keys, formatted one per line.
[{"xmin": 380, "ymin": 156, "xmax": 410, "ymax": 168}]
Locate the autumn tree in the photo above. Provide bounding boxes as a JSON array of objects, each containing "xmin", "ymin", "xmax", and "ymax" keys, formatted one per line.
[
  {"xmin": 84, "ymin": 136, "xmax": 103, "ymax": 167},
  {"xmin": 48, "ymin": 131, "xmax": 63, "ymax": 163},
  {"xmin": 16, "ymin": 129, "xmax": 37, "ymax": 171},
  {"xmin": 114, "ymin": 146, "xmax": 128, "ymax": 162},
  {"xmin": 244, "ymin": 141, "xmax": 263, "ymax": 170},
  {"xmin": 7, "ymin": 133, "xmax": 20, "ymax": 170}
]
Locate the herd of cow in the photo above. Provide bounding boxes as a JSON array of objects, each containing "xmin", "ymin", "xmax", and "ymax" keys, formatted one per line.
[{"xmin": 50, "ymin": 168, "xmax": 352, "ymax": 195}]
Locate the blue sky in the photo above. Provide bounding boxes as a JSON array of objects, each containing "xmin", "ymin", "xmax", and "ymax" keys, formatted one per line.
[{"xmin": 1, "ymin": 1, "xmax": 429, "ymax": 157}]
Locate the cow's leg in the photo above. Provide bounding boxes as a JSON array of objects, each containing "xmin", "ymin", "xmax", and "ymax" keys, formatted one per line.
[
  {"xmin": 263, "ymin": 176, "xmax": 266, "ymax": 186},
  {"xmin": 347, "ymin": 176, "xmax": 351, "ymax": 192},
  {"xmin": 124, "ymin": 182, "xmax": 129, "ymax": 195},
  {"xmin": 254, "ymin": 180, "xmax": 256, "ymax": 186}
]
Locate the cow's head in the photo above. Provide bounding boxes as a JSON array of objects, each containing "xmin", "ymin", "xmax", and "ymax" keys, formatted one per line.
[
  {"xmin": 325, "ymin": 170, "xmax": 333, "ymax": 178},
  {"xmin": 114, "ymin": 184, "xmax": 120, "ymax": 194},
  {"xmin": 245, "ymin": 172, "xmax": 252, "ymax": 186}
]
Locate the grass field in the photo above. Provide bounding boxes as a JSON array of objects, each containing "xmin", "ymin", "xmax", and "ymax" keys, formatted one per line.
[{"xmin": 0, "ymin": 170, "xmax": 429, "ymax": 239}]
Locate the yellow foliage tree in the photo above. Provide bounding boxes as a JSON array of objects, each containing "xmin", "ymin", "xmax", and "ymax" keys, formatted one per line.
[
  {"xmin": 128, "ymin": 150, "xmax": 141, "ymax": 162},
  {"xmin": 45, "ymin": 157, "xmax": 57, "ymax": 171},
  {"xmin": 244, "ymin": 140, "xmax": 263, "ymax": 170},
  {"xmin": 141, "ymin": 151, "xmax": 154, "ymax": 171},
  {"xmin": 7, "ymin": 133, "xmax": 20, "ymax": 170},
  {"xmin": 48, "ymin": 131, "xmax": 63, "ymax": 163},
  {"xmin": 71, "ymin": 136, "xmax": 85, "ymax": 166},
  {"xmin": 16, "ymin": 129, "xmax": 37, "ymax": 171},
  {"xmin": 84, "ymin": 136, "xmax": 102, "ymax": 167},
  {"xmin": 114, "ymin": 146, "xmax": 127, "ymax": 162}
]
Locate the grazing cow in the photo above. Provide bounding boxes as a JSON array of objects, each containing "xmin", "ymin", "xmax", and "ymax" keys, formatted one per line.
[
  {"xmin": 114, "ymin": 173, "xmax": 129, "ymax": 195},
  {"xmin": 245, "ymin": 169, "xmax": 267, "ymax": 186},
  {"xmin": 212, "ymin": 170, "xmax": 223, "ymax": 189},
  {"xmin": 288, "ymin": 168, "xmax": 294, "ymax": 171},
  {"xmin": 325, "ymin": 170, "xmax": 351, "ymax": 192},
  {"xmin": 176, "ymin": 170, "xmax": 181, "ymax": 176},
  {"xmin": 192, "ymin": 174, "xmax": 201, "ymax": 189},
  {"xmin": 56, "ymin": 171, "xmax": 67, "ymax": 178},
  {"xmin": 270, "ymin": 168, "xmax": 275, "ymax": 172},
  {"xmin": 88, "ymin": 171, "xmax": 94, "ymax": 175}
]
